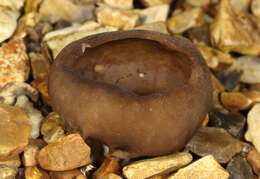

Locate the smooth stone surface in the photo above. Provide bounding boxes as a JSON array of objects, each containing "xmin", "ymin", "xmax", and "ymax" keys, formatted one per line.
[
  {"xmin": 0, "ymin": 164, "xmax": 18, "ymax": 179},
  {"xmin": 0, "ymin": 104, "xmax": 31, "ymax": 160},
  {"xmin": 210, "ymin": 0, "xmax": 260, "ymax": 55},
  {"xmin": 167, "ymin": 155, "xmax": 229, "ymax": 179},
  {"xmin": 245, "ymin": 104, "xmax": 260, "ymax": 153},
  {"xmin": 49, "ymin": 169, "xmax": 82, "ymax": 179},
  {"xmin": 220, "ymin": 92, "xmax": 252, "ymax": 111},
  {"xmin": 167, "ymin": 7, "xmax": 204, "ymax": 34},
  {"xmin": 135, "ymin": 21, "xmax": 168, "ymax": 34},
  {"xmin": 0, "ymin": 40, "xmax": 30, "ymax": 88},
  {"xmin": 243, "ymin": 91, "xmax": 260, "ymax": 105},
  {"xmin": 0, "ymin": 82, "xmax": 38, "ymax": 105},
  {"xmin": 29, "ymin": 52, "xmax": 50, "ymax": 80},
  {"xmin": 141, "ymin": 0, "xmax": 173, "ymax": 6},
  {"xmin": 247, "ymin": 148, "xmax": 260, "ymax": 175},
  {"xmin": 186, "ymin": 127, "xmax": 243, "ymax": 163},
  {"xmin": 188, "ymin": 23, "xmax": 210, "ymax": 45},
  {"xmin": 226, "ymin": 155, "xmax": 254, "ymax": 179},
  {"xmin": 252, "ymin": 0, "xmax": 260, "ymax": 18},
  {"xmin": 96, "ymin": 3, "xmax": 139, "ymax": 30},
  {"xmin": 25, "ymin": 166, "xmax": 48, "ymax": 179},
  {"xmin": 209, "ymin": 109, "xmax": 246, "ymax": 139},
  {"xmin": 22, "ymin": 141, "xmax": 43, "ymax": 167},
  {"xmin": 93, "ymin": 157, "xmax": 120, "ymax": 179},
  {"xmin": 123, "ymin": 152, "xmax": 193, "ymax": 179},
  {"xmin": 38, "ymin": 134, "xmax": 91, "ymax": 171},
  {"xmin": 39, "ymin": 0, "xmax": 95, "ymax": 23},
  {"xmin": 103, "ymin": 0, "xmax": 133, "ymax": 9},
  {"xmin": 43, "ymin": 21, "xmax": 117, "ymax": 58},
  {"xmin": 0, "ymin": 155, "xmax": 21, "ymax": 167},
  {"xmin": 215, "ymin": 70, "xmax": 242, "ymax": 91}
]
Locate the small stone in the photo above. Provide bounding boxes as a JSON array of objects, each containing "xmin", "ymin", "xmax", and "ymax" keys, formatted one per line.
[
  {"xmin": 215, "ymin": 70, "xmax": 242, "ymax": 91},
  {"xmin": 247, "ymin": 148, "xmax": 260, "ymax": 175},
  {"xmin": 195, "ymin": 43, "xmax": 233, "ymax": 72},
  {"xmin": 39, "ymin": 0, "xmax": 95, "ymax": 23},
  {"xmin": 0, "ymin": 164, "xmax": 18, "ymax": 179},
  {"xmin": 0, "ymin": 39, "xmax": 30, "ymax": 88},
  {"xmin": 135, "ymin": 21, "xmax": 168, "ymax": 34},
  {"xmin": 22, "ymin": 140, "xmax": 44, "ymax": 167},
  {"xmin": 49, "ymin": 169, "xmax": 83, "ymax": 179},
  {"xmin": 220, "ymin": 92, "xmax": 252, "ymax": 111},
  {"xmin": 43, "ymin": 21, "xmax": 117, "ymax": 58},
  {"xmin": 141, "ymin": 0, "xmax": 173, "ymax": 7},
  {"xmin": 41, "ymin": 112, "xmax": 65, "ymax": 143},
  {"xmin": 29, "ymin": 52, "xmax": 50, "ymax": 80},
  {"xmin": 15, "ymin": 95, "xmax": 43, "ymax": 139},
  {"xmin": 0, "ymin": 82, "xmax": 38, "ymax": 105},
  {"xmin": 96, "ymin": 3, "xmax": 139, "ymax": 30},
  {"xmin": 0, "ymin": 104, "xmax": 31, "ymax": 160},
  {"xmin": 228, "ymin": 56, "xmax": 260, "ymax": 84},
  {"xmin": 103, "ymin": 0, "xmax": 133, "ymax": 9},
  {"xmin": 102, "ymin": 173, "xmax": 122, "ymax": 179},
  {"xmin": 167, "ymin": 7, "xmax": 204, "ymax": 34},
  {"xmin": 31, "ymin": 73, "xmax": 50, "ymax": 105},
  {"xmin": 93, "ymin": 157, "xmax": 120, "ymax": 179},
  {"xmin": 186, "ymin": 127, "xmax": 243, "ymax": 163},
  {"xmin": 25, "ymin": 166, "xmax": 48, "ymax": 179},
  {"xmin": 245, "ymin": 104, "xmax": 260, "ymax": 153},
  {"xmin": 38, "ymin": 134, "xmax": 91, "ymax": 171},
  {"xmin": 136, "ymin": 4, "xmax": 169, "ymax": 24},
  {"xmin": 123, "ymin": 152, "xmax": 193, "ymax": 179},
  {"xmin": 209, "ymin": 109, "xmax": 246, "ymax": 139},
  {"xmin": 252, "ymin": 0, "xmax": 260, "ymax": 18},
  {"xmin": 226, "ymin": 155, "xmax": 254, "ymax": 179},
  {"xmin": 167, "ymin": 155, "xmax": 229, "ymax": 179},
  {"xmin": 243, "ymin": 91, "xmax": 260, "ymax": 105},
  {"xmin": 188, "ymin": 23, "xmax": 211, "ymax": 45},
  {"xmin": 0, "ymin": 155, "xmax": 21, "ymax": 167},
  {"xmin": 210, "ymin": 0, "xmax": 260, "ymax": 55}
]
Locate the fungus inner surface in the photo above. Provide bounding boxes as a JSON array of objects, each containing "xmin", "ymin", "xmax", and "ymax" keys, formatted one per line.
[{"xmin": 73, "ymin": 38, "xmax": 192, "ymax": 96}]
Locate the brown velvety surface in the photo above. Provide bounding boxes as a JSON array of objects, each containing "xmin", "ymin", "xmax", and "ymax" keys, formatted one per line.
[{"xmin": 49, "ymin": 30, "xmax": 213, "ymax": 158}]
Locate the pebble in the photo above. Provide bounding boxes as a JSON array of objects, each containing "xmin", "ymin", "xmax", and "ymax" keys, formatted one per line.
[
  {"xmin": 0, "ymin": 164, "xmax": 18, "ymax": 179},
  {"xmin": 93, "ymin": 157, "xmax": 120, "ymax": 179},
  {"xmin": 188, "ymin": 23, "xmax": 211, "ymax": 45},
  {"xmin": 167, "ymin": 7, "xmax": 204, "ymax": 34},
  {"xmin": 245, "ymin": 104, "xmax": 260, "ymax": 153},
  {"xmin": 43, "ymin": 21, "xmax": 117, "ymax": 58},
  {"xmin": 25, "ymin": 166, "xmax": 49, "ymax": 179},
  {"xmin": 103, "ymin": 0, "xmax": 133, "ymax": 9},
  {"xmin": 136, "ymin": 4, "xmax": 170, "ymax": 24},
  {"xmin": 31, "ymin": 73, "xmax": 50, "ymax": 105},
  {"xmin": 167, "ymin": 155, "xmax": 229, "ymax": 179},
  {"xmin": 243, "ymin": 91, "xmax": 260, "ymax": 105},
  {"xmin": 0, "ymin": 104, "xmax": 31, "ymax": 160},
  {"xmin": 96, "ymin": 3, "xmax": 139, "ymax": 30},
  {"xmin": 29, "ymin": 52, "xmax": 50, "ymax": 80},
  {"xmin": 186, "ymin": 127, "xmax": 243, "ymax": 163},
  {"xmin": 38, "ymin": 134, "xmax": 91, "ymax": 171},
  {"xmin": 39, "ymin": 0, "xmax": 95, "ymax": 23},
  {"xmin": 195, "ymin": 43, "xmax": 233, "ymax": 72},
  {"xmin": 135, "ymin": 21, "xmax": 168, "ymax": 34},
  {"xmin": 247, "ymin": 148, "xmax": 260, "ymax": 175},
  {"xmin": 210, "ymin": 0, "xmax": 260, "ymax": 55},
  {"xmin": 123, "ymin": 152, "xmax": 193, "ymax": 179},
  {"xmin": 215, "ymin": 70, "xmax": 242, "ymax": 91},
  {"xmin": 209, "ymin": 108, "xmax": 246, "ymax": 139},
  {"xmin": 226, "ymin": 155, "xmax": 254, "ymax": 179},
  {"xmin": 252, "ymin": 0, "xmax": 260, "ymax": 18},
  {"xmin": 141, "ymin": 0, "xmax": 173, "ymax": 7},
  {"xmin": 49, "ymin": 169, "xmax": 82, "ymax": 179},
  {"xmin": 220, "ymin": 92, "xmax": 252, "ymax": 111},
  {"xmin": 0, "ymin": 155, "xmax": 21, "ymax": 167},
  {"xmin": 0, "ymin": 39, "xmax": 30, "ymax": 88},
  {"xmin": 15, "ymin": 95, "xmax": 43, "ymax": 139}
]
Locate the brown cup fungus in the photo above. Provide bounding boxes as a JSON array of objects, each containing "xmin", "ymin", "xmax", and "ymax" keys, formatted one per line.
[{"xmin": 49, "ymin": 30, "xmax": 213, "ymax": 158}]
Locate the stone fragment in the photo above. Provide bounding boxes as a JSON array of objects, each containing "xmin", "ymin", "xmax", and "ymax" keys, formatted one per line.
[
  {"xmin": 209, "ymin": 109, "xmax": 246, "ymax": 139},
  {"xmin": 39, "ymin": 0, "xmax": 95, "ymax": 23},
  {"xmin": 22, "ymin": 142, "xmax": 42, "ymax": 167},
  {"xmin": 135, "ymin": 22, "xmax": 168, "ymax": 34},
  {"xmin": 220, "ymin": 92, "xmax": 252, "ymax": 111},
  {"xmin": 0, "ymin": 82, "xmax": 38, "ymax": 105},
  {"xmin": 215, "ymin": 70, "xmax": 242, "ymax": 91},
  {"xmin": 247, "ymin": 148, "xmax": 260, "ymax": 175},
  {"xmin": 0, "ymin": 104, "xmax": 31, "ymax": 160},
  {"xmin": 43, "ymin": 21, "xmax": 117, "ymax": 58},
  {"xmin": 0, "ymin": 164, "xmax": 18, "ymax": 179},
  {"xmin": 188, "ymin": 23, "xmax": 210, "ymax": 45},
  {"xmin": 25, "ymin": 166, "xmax": 48, "ymax": 179},
  {"xmin": 93, "ymin": 157, "xmax": 120, "ymax": 179},
  {"xmin": 167, "ymin": 8, "xmax": 204, "ymax": 34},
  {"xmin": 141, "ymin": 0, "xmax": 173, "ymax": 7},
  {"xmin": 0, "ymin": 155, "xmax": 20, "ymax": 167},
  {"xmin": 195, "ymin": 43, "xmax": 233, "ymax": 72},
  {"xmin": 186, "ymin": 127, "xmax": 243, "ymax": 163},
  {"xmin": 228, "ymin": 56, "xmax": 260, "ymax": 84},
  {"xmin": 49, "ymin": 169, "xmax": 83, "ymax": 179},
  {"xmin": 252, "ymin": 0, "xmax": 260, "ymax": 18},
  {"xmin": 243, "ymin": 91, "xmax": 260, "ymax": 105},
  {"xmin": 38, "ymin": 134, "xmax": 91, "ymax": 171},
  {"xmin": 226, "ymin": 155, "xmax": 254, "ymax": 179},
  {"xmin": 103, "ymin": 0, "xmax": 133, "ymax": 9},
  {"xmin": 210, "ymin": 0, "xmax": 260, "ymax": 55},
  {"xmin": 245, "ymin": 104, "xmax": 260, "ymax": 153},
  {"xmin": 29, "ymin": 52, "xmax": 50, "ymax": 80},
  {"xmin": 31, "ymin": 73, "xmax": 50, "ymax": 105},
  {"xmin": 41, "ymin": 112, "xmax": 65, "ymax": 143},
  {"xmin": 136, "ymin": 4, "xmax": 169, "ymax": 24},
  {"xmin": 0, "ymin": 39, "xmax": 30, "ymax": 88},
  {"xmin": 123, "ymin": 152, "xmax": 192, "ymax": 179},
  {"xmin": 168, "ymin": 155, "xmax": 229, "ymax": 179},
  {"xmin": 15, "ymin": 95, "xmax": 43, "ymax": 139},
  {"xmin": 96, "ymin": 4, "xmax": 139, "ymax": 30}
]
